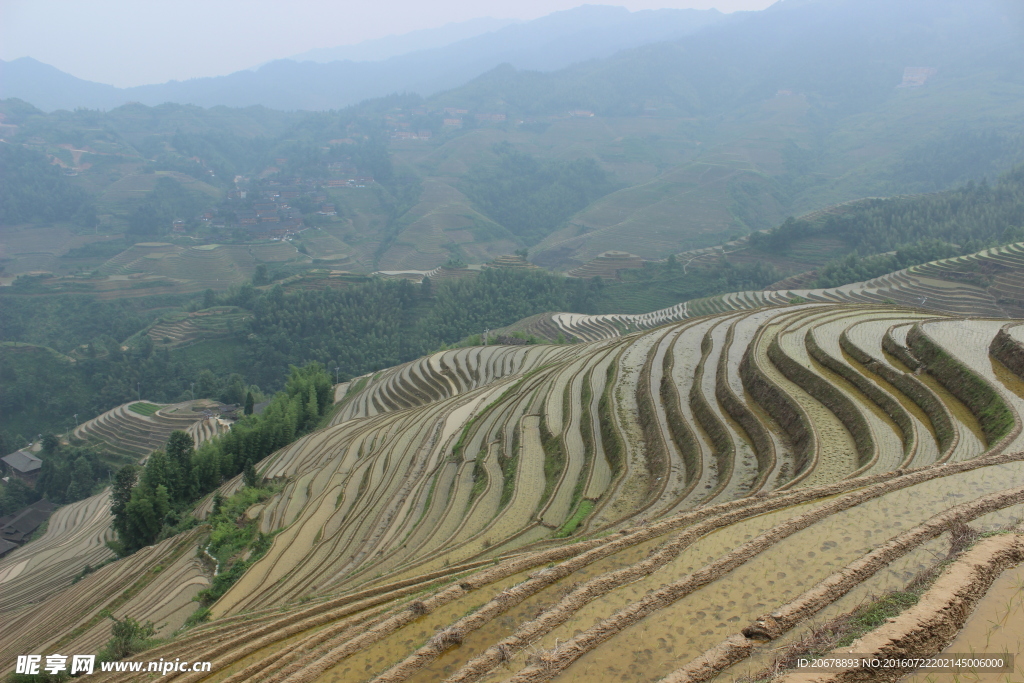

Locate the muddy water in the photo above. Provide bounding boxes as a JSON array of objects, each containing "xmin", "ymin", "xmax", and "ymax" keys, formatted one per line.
[
  {"xmin": 759, "ymin": 322, "xmax": 858, "ymax": 487},
  {"xmin": 924, "ymin": 320, "xmax": 1024, "ymax": 452},
  {"xmin": 476, "ymin": 498, "xmax": 837, "ymax": 682},
  {"xmin": 720, "ymin": 510, "xmax": 1024, "ymax": 683},
  {"xmin": 318, "ymin": 570, "xmax": 535, "ymax": 683},
  {"xmin": 204, "ymin": 618, "xmax": 336, "ymax": 683},
  {"xmin": 537, "ymin": 460, "xmax": 1024, "ymax": 683},
  {"xmin": 714, "ymin": 535, "xmax": 951, "ymax": 683},
  {"xmin": 914, "ymin": 371, "xmax": 987, "ymax": 460},
  {"xmin": 840, "ymin": 346, "xmax": 942, "ymax": 467},
  {"xmin": 806, "ymin": 352, "xmax": 906, "ymax": 474},
  {"xmin": 403, "ymin": 535, "xmax": 666, "ymax": 683},
  {"xmin": 903, "ymin": 562, "xmax": 1024, "ymax": 683}
]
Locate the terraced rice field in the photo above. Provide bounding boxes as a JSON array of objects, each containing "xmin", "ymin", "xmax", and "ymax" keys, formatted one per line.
[
  {"xmin": 140, "ymin": 306, "xmax": 251, "ymax": 348},
  {"xmin": 18, "ymin": 301, "xmax": 1023, "ymax": 683},
  {"xmin": 541, "ymin": 243, "xmax": 1024, "ymax": 344},
  {"xmin": 73, "ymin": 399, "xmax": 228, "ymax": 460},
  {"xmin": 0, "ymin": 399, "xmax": 232, "ymax": 639},
  {"xmin": 94, "ymin": 242, "xmax": 308, "ymax": 294},
  {"xmin": 0, "ymin": 491, "xmax": 116, "ymax": 613},
  {"xmin": 0, "ymin": 529, "xmax": 209, "ymax": 667}
]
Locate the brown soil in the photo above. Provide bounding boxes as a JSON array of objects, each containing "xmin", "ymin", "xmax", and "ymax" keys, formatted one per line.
[
  {"xmin": 658, "ymin": 484, "xmax": 1024, "ymax": 683},
  {"xmin": 773, "ymin": 532, "xmax": 1024, "ymax": 683}
]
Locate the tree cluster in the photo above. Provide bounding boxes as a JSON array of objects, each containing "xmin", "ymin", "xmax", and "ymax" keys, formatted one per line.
[
  {"xmin": 0, "ymin": 144, "xmax": 95, "ymax": 226},
  {"xmin": 110, "ymin": 363, "xmax": 331, "ymax": 555},
  {"xmin": 35, "ymin": 435, "xmax": 111, "ymax": 504}
]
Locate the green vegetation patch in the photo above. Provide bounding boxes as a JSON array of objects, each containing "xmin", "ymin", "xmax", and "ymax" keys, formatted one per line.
[
  {"xmin": 555, "ymin": 500, "xmax": 595, "ymax": 538},
  {"xmin": 538, "ymin": 414, "xmax": 567, "ymax": 515},
  {"xmin": 128, "ymin": 402, "xmax": 161, "ymax": 416},
  {"xmin": 598, "ymin": 359, "xmax": 624, "ymax": 477},
  {"xmin": 194, "ymin": 485, "xmax": 281, "ymax": 608},
  {"xmin": 498, "ymin": 423, "xmax": 521, "ymax": 512},
  {"xmin": 461, "ymin": 142, "xmax": 617, "ymax": 246},
  {"xmin": 907, "ymin": 325, "xmax": 1015, "ymax": 444}
]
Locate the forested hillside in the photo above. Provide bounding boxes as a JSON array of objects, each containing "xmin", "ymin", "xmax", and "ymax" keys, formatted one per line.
[
  {"xmin": 0, "ymin": 144, "xmax": 94, "ymax": 225},
  {"xmin": 4, "ymin": 0, "xmax": 1024, "ymax": 281},
  {"xmin": 6, "ymin": 161, "xmax": 1024, "ymax": 445}
]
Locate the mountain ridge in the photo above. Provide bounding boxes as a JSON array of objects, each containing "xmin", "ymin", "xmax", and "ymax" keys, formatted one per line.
[{"xmin": 0, "ymin": 5, "xmax": 725, "ymax": 112}]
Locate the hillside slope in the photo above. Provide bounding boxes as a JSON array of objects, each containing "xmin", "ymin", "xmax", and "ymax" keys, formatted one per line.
[{"xmin": 9, "ymin": 296, "xmax": 1024, "ymax": 681}]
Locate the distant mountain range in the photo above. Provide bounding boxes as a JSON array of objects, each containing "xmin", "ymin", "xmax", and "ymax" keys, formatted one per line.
[
  {"xmin": 0, "ymin": 5, "xmax": 725, "ymax": 112},
  {"xmin": 286, "ymin": 17, "xmax": 520, "ymax": 64}
]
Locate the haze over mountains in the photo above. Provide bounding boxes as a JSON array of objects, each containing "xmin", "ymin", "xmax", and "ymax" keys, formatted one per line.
[
  {"xmin": 0, "ymin": 5, "xmax": 726, "ymax": 112},
  {"xmin": 3, "ymin": 0, "xmax": 1024, "ymax": 277},
  {"xmin": 286, "ymin": 17, "xmax": 521, "ymax": 64}
]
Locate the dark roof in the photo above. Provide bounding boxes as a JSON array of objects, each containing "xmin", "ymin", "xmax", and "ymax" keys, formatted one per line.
[
  {"xmin": 0, "ymin": 538, "xmax": 17, "ymax": 558},
  {"xmin": 253, "ymin": 400, "xmax": 271, "ymax": 415},
  {"xmin": 2, "ymin": 506, "xmax": 51, "ymax": 536},
  {"xmin": 1, "ymin": 450, "xmax": 41, "ymax": 474},
  {"xmin": 29, "ymin": 499, "xmax": 56, "ymax": 513}
]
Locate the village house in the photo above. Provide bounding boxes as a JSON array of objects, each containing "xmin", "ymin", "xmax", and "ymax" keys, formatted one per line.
[
  {"xmin": 1, "ymin": 450, "xmax": 42, "ymax": 485},
  {"xmin": 0, "ymin": 499, "xmax": 56, "ymax": 548}
]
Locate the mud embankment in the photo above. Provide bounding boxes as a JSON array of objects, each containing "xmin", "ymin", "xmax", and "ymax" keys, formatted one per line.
[
  {"xmin": 660, "ymin": 341, "xmax": 702, "ymax": 499},
  {"xmin": 659, "ymin": 484, "xmax": 1024, "ymax": 683},
  {"xmin": 496, "ymin": 449, "xmax": 1024, "ymax": 683},
  {"xmin": 635, "ymin": 333, "xmax": 670, "ymax": 502},
  {"xmin": 691, "ymin": 328, "xmax": 735, "ymax": 498},
  {"xmin": 907, "ymin": 323, "xmax": 1015, "ymax": 444},
  {"xmin": 990, "ymin": 325, "xmax": 1024, "ymax": 380},
  {"xmin": 808, "ymin": 329, "xmax": 913, "ymax": 464},
  {"xmin": 769, "ymin": 334, "xmax": 875, "ymax": 469},
  {"xmin": 741, "ymin": 327, "xmax": 816, "ymax": 486},
  {"xmin": 717, "ymin": 323, "xmax": 775, "ymax": 490},
  {"xmin": 840, "ymin": 330, "xmax": 957, "ymax": 459},
  {"xmin": 882, "ymin": 325, "xmax": 920, "ymax": 371},
  {"xmin": 775, "ymin": 531, "xmax": 1024, "ymax": 683}
]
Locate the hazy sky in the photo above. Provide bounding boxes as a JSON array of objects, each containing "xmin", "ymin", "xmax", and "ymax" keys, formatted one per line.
[{"xmin": 0, "ymin": 0, "xmax": 775, "ymax": 87}]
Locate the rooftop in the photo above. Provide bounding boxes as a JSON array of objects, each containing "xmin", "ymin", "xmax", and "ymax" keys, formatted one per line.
[{"xmin": 1, "ymin": 450, "xmax": 42, "ymax": 474}]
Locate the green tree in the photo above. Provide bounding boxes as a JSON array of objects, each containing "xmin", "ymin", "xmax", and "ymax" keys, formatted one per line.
[
  {"xmin": 111, "ymin": 466, "xmax": 138, "ymax": 513},
  {"xmin": 41, "ymin": 433, "xmax": 60, "ymax": 455},
  {"xmin": 243, "ymin": 460, "xmax": 259, "ymax": 488},
  {"xmin": 118, "ymin": 484, "xmax": 170, "ymax": 554},
  {"xmin": 252, "ymin": 264, "xmax": 270, "ymax": 286},
  {"xmin": 98, "ymin": 616, "xmax": 157, "ymax": 662},
  {"xmin": 244, "ymin": 391, "xmax": 255, "ymax": 415},
  {"xmin": 165, "ymin": 431, "xmax": 195, "ymax": 502}
]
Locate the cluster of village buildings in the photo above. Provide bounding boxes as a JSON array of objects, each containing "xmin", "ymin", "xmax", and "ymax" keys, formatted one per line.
[
  {"xmin": 172, "ymin": 169, "xmax": 374, "ymax": 241},
  {"xmin": 0, "ymin": 449, "xmax": 50, "ymax": 559}
]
